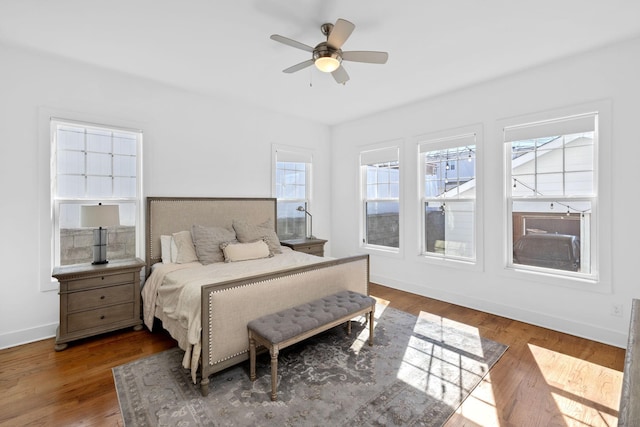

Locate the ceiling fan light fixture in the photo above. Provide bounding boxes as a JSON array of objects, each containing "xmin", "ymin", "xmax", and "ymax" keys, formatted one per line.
[
  {"xmin": 315, "ymin": 56, "xmax": 340, "ymax": 72},
  {"xmin": 313, "ymin": 43, "xmax": 342, "ymax": 72}
]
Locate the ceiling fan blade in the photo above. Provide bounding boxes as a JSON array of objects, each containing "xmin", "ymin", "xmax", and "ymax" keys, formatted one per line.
[
  {"xmin": 342, "ymin": 51, "xmax": 389, "ymax": 64},
  {"xmin": 331, "ymin": 65, "xmax": 350, "ymax": 84},
  {"xmin": 270, "ymin": 34, "xmax": 314, "ymax": 52},
  {"xmin": 327, "ymin": 18, "xmax": 355, "ymax": 49},
  {"xmin": 283, "ymin": 59, "xmax": 314, "ymax": 73}
]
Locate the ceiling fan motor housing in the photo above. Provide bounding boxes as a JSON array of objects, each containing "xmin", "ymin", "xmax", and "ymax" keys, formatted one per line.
[{"xmin": 313, "ymin": 42, "xmax": 342, "ymax": 64}]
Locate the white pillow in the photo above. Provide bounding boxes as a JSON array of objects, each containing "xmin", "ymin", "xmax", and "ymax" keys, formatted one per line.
[
  {"xmin": 220, "ymin": 240, "xmax": 272, "ymax": 263},
  {"xmin": 160, "ymin": 235, "xmax": 179, "ymax": 263}
]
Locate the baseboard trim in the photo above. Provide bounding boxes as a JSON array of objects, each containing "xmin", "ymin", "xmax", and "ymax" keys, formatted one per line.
[
  {"xmin": 371, "ymin": 273, "xmax": 627, "ymax": 349},
  {"xmin": 0, "ymin": 323, "xmax": 57, "ymax": 350}
]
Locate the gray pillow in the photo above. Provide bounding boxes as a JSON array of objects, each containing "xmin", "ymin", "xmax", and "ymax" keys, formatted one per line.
[
  {"xmin": 232, "ymin": 219, "xmax": 282, "ymax": 254},
  {"xmin": 191, "ymin": 225, "xmax": 237, "ymax": 264}
]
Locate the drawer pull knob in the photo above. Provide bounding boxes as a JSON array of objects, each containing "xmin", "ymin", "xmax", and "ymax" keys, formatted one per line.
[
  {"xmin": 101, "ymin": 277, "xmax": 105, "ymax": 280},
  {"xmin": 100, "ymin": 296, "xmax": 105, "ymax": 300},
  {"xmin": 100, "ymin": 315, "xmax": 105, "ymax": 320}
]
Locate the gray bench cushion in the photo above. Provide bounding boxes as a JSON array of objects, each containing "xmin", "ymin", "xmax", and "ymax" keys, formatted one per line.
[{"xmin": 247, "ymin": 290, "xmax": 375, "ymax": 343}]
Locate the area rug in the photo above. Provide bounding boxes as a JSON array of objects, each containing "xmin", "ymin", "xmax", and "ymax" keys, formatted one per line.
[{"xmin": 113, "ymin": 305, "xmax": 507, "ymax": 426}]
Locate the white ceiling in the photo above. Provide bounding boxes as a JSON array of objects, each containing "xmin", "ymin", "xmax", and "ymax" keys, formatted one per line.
[{"xmin": 2, "ymin": 1, "xmax": 640, "ymax": 125}]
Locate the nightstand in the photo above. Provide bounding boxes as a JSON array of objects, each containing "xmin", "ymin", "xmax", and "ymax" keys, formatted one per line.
[
  {"xmin": 52, "ymin": 258, "xmax": 144, "ymax": 351},
  {"xmin": 280, "ymin": 238, "xmax": 328, "ymax": 257}
]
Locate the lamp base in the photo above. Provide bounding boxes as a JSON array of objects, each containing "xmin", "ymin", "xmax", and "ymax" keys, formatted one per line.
[{"xmin": 92, "ymin": 228, "xmax": 109, "ymax": 265}]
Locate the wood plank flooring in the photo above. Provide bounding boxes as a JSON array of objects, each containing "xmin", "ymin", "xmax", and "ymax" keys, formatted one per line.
[{"xmin": 0, "ymin": 283, "xmax": 626, "ymax": 426}]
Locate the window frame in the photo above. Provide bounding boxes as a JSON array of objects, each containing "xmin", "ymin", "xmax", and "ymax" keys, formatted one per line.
[
  {"xmin": 50, "ymin": 117, "xmax": 143, "ymax": 269},
  {"xmin": 499, "ymin": 101, "xmax": 612, "ymax": 292},
  {"xmin": 271, "ymin": 145, "xmax": 313, "ymax": 240},
  {"xmin": 418, "ymin": 131, "xmax": 479, "ymax": 264},
  {"xmin": 359, "ymin": 142, "xmax": 402, "ymax": 255}
]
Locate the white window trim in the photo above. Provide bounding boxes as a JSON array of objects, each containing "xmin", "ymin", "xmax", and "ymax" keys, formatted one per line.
[
  {"xmin": 358, "ymin": 140, "xmax": 403, "ymax": 258},
  {"xmin": 38, "ymin": 107, "xmax": 145, "ymax": 292},
  {"xmin": 414, "ymin": 124, "xmax": 484, "ymax": 272},
  {"xmin": 497, "ymin": 100, "xmax": 612, "ymax": 293}
]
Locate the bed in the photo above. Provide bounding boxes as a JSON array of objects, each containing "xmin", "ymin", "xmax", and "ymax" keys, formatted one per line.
[{"xmin": 142, "ymin": 197, "xmax": 370, "ymax": 396}]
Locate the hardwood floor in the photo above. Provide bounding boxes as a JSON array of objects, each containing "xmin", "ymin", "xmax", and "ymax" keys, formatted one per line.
[{"xmin": 0, "ymin": 283, "xmax": 625, "ymax": 426}]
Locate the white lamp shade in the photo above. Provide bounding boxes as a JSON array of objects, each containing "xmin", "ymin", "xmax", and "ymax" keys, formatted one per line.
[{"xmin": 81, "ymin": 204, "xmax": 120, "ymax": 227}]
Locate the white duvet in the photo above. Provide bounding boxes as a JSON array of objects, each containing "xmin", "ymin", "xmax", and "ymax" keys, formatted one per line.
[{"xmin": 141, "ymin": 247, "xmax": 327, "ymax": 382}]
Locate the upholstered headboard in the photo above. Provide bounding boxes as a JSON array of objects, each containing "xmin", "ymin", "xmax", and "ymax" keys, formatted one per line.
[{"xmin": 145, "ymin": 197, "xmax": 277, "ymax": 270}]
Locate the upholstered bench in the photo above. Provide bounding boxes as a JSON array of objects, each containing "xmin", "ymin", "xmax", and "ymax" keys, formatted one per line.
[{"xmin": 247, "ymin": 290, "xmax": 376, "ymax": 401}]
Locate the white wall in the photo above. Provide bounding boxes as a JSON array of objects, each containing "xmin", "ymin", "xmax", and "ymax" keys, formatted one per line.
[
  {"xmin": 0, "ymin": 43, "xmax": 331, "ymax": 349},
  {"xmin": 331, "ymin": 36, "xmax": 640, "ymax": 348}
]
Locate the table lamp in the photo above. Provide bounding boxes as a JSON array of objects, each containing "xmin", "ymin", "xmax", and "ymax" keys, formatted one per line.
[
  {"xmin": 81, "ymin": 203, "xmax": 120, "ymax": 264},
  {"xmin": 296, "ymin": 205, "xmax": 315, "ymax": 239}
]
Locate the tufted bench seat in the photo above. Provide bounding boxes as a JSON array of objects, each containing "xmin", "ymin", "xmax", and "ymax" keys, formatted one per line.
[{"xmin": 247, "ymin": 290, "xmax": 376, "ymax": 401}]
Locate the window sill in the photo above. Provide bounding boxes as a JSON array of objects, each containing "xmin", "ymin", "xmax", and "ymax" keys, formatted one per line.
[
  {"xmin": 415, "ymin": 253, "xmax": 482, "ymax": 272},
  {"xmin": 501, "ymin": 264, "xmax": 609, "ymax": 293}
]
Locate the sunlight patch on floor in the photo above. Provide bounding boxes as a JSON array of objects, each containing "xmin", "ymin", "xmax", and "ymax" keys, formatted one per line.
[
  {"xmin": 449, "ymin": 373, "xmax": 500, "ymax": 426},
  {"xmin": 529, "ymin": 343, "xmax": 622, "ymax": 427}
]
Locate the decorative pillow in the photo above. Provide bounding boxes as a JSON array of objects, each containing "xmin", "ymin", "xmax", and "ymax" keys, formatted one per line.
[
  {"xmin": 232, "ymin": 219, "xmax": 282, "ymax": 254},
  {"xmin": 220, "ymin": 239, "xmax": 272, "ymax": 263},
  {"xmin": 172, "ymin": 230, "xmax": 199, "ymax": 264},
  {"xmin": 160, "ymin": 235, "xmax": 178, "ymax": 264},
  {"xmin": 191, "ymin": 224, "xmax": 237, "ymax": 265}
]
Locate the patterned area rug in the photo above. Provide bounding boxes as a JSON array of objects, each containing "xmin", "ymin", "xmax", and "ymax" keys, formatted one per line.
[{"xmin": 113, "ymin": 305, "xmax": 507, "ymax": 426}]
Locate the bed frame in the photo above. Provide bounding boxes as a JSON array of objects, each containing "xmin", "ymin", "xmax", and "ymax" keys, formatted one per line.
[{"xmin": 145, "ymin": 197, "xmax": 370, "ymax": 395}]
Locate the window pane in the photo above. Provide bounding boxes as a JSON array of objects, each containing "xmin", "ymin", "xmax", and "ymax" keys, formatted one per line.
[
  {"xmin": 536, "ymin": 149, "xmax": 563, "ymax": 174},
  {"xmin": 366, "ymin": 201, "xmax": 399, "ymax": 248},
  {"xmin": 114, "ymin": 177, "xmax": 136, "ymax": 198},
  {"xmin": 565, "ymin": 145, "xmax": 593, "ymax": 172},
  {"xmin": 86, "ymin": 129, "xmax": 112, "ymax": 153},
  {"xmin": 113, "ymin": 134, "xmax": 137, "ymax": 155},
  {"xmin": 57, "ymin": 175, "xmax": 84, "ymax": 198},
  {"xmin": 86, "ymin": 152, "xmax": 112, "ymax": 176},
  {"xmin": 512, "ymin": 174, "xmax": 536, "ymax": 196},
  {"xmin": 537, "ymin": 173, "xmax": 564, "ymax": 195},
  {"xmin": 511, "ymin": 199, "xmax": 591, "ymax": 273},
  {"xmin": 57, "ymin": 126, "xmax": 84, "ymax": 150},
  {"xmin": 424, "ymin": 200, "xmax": 475, "ymax": 258},
  {"xmin": 118, "ymin": 202, "xmax": 137, "ymax": 226},
  {"xmin": 57, "ymin": 150, "xmax": 85, "ymax": 175},
  {"xmin": 276, "ymin": 200, "xmax": 306, "ymax": 239},
  {"xmin": 86, "ymin": 176, "xmax": 112, "ymax": 198},
  {"xmin": 565, "ymin": 171, "xmax": 593, "ymax": 195},
  {"xmin": 113, "ymin": 154, "xmax": 135, "ymax": 176}
]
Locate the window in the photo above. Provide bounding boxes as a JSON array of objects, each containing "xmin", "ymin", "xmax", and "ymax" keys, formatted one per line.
[
  {"xmin": 51, "ymin": 119, "xmax": 142, "ymax": 267},
  {"xmin": 419, "ymin": 134, "xmax": 477, "ymax": 261},
  {"xmin": 272, "ymin": 146, "xmax": 312, "ymax": 240},
  {"xmin": 360, "ymin": 146, "xmax": 400, "ymax": 250},
  {"xmin": 505, "ymin": 112, "xmax": 597, "ymax": 278}
]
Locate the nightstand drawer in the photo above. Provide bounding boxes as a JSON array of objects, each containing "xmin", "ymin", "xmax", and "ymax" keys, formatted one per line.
[
  {"xmin": 67, "ymin": 283, "xmax": 134, "ymax": 312},
  {"xmin": 297, "ymin": 245, "xmax": 323, "ymax": 256},
  {"xmin": 67, "ymin": 272, "xmax": 135, "ymax": 291},
  {"xmin": 67, "ymin": 303, "xmax": 135, "ymax": 333}
]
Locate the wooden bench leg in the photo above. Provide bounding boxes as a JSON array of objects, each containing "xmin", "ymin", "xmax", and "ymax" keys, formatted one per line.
[
  {"xmin": 249, "ymin": 334, "xmax": 257, "ymax": 382},
  {"xmin": 270, "ymin": 345, "xmax": 279, "ymax": 401},
  {"xmin": 368, "ymin": 308, "xmax": 374, "ymax": 346}
]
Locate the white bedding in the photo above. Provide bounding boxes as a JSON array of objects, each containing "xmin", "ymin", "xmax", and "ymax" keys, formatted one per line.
[{"xmin": 141, "ymin": 247, "xmax": 328, "ymax": 381}]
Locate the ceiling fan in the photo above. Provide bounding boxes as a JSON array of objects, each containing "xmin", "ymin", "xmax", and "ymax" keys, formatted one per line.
[{"xmin": 270, "ymin": 18, "xmax": 388, "ymax": 84}]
